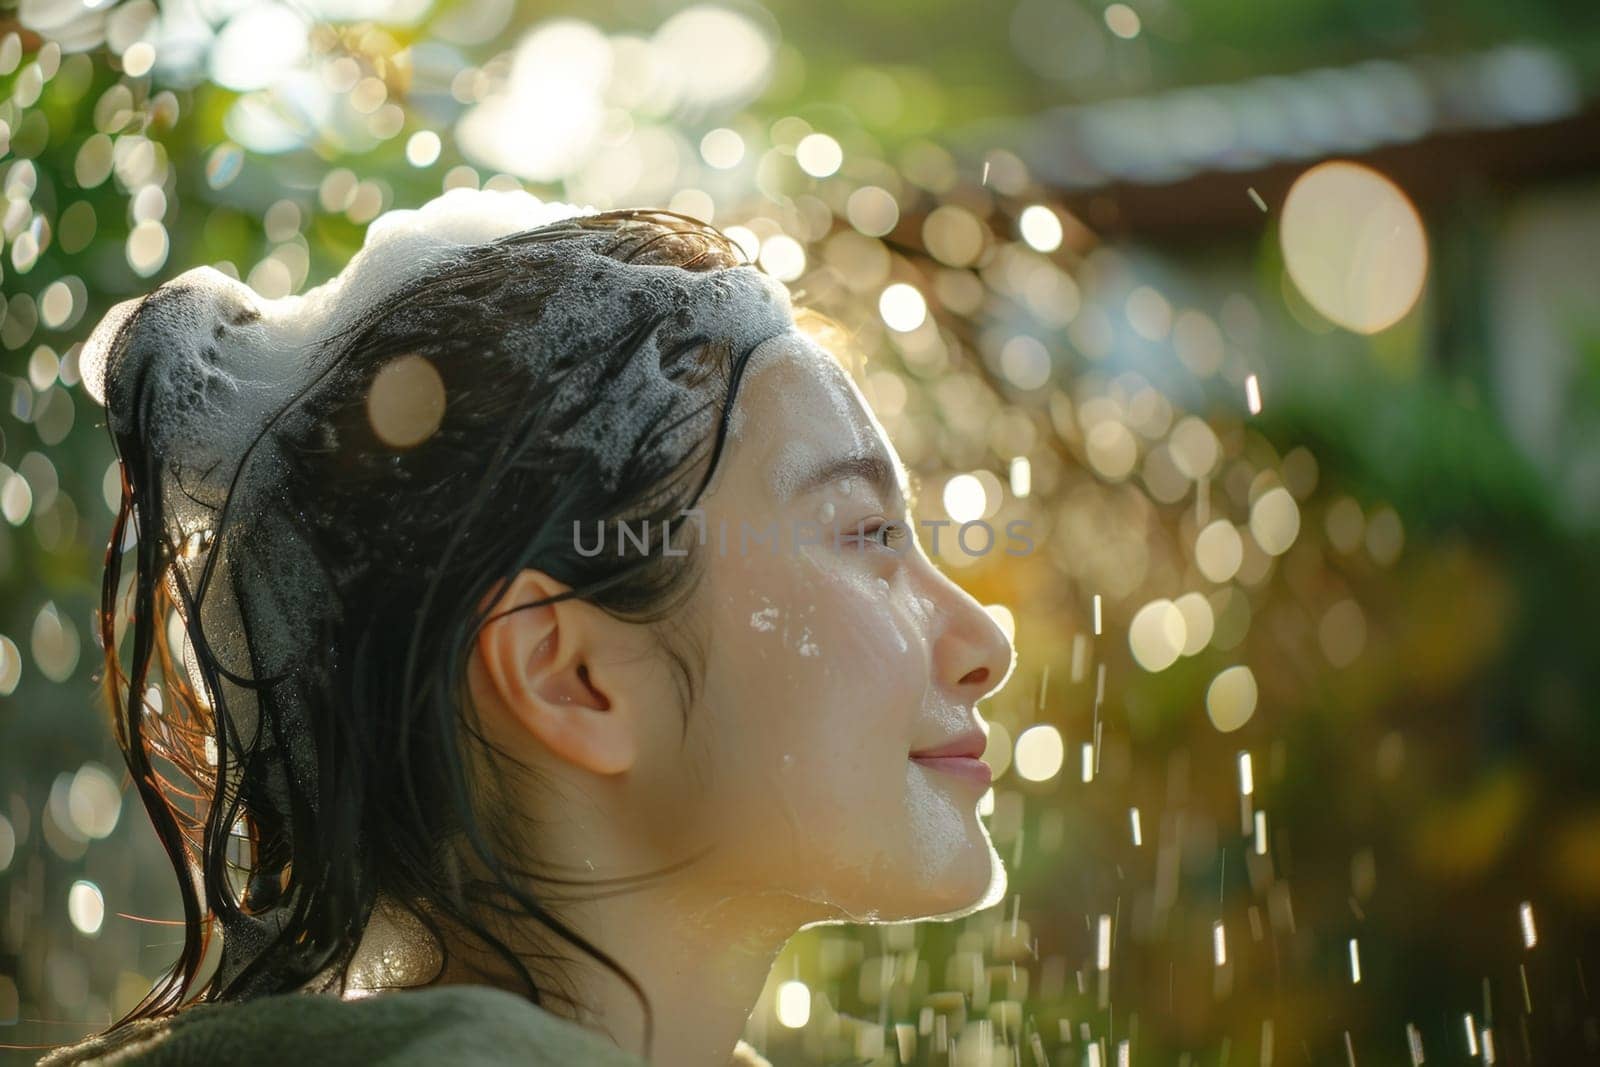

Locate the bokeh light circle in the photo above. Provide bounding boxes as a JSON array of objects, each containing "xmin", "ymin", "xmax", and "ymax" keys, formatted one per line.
[
  {"xmin": 1280, "ymin": 161, "xmax": 1427, "ymax": 334},
  {"xmin": 1195, "ymin": 520, "xmax": 1244, "ymax": 583},
  {"xmin": 943, "ymin": 473, "xmax": 987, "ymax": 523},
  {"xmin": 1249, "ymin": 486, "xmax": 1301, "ymax": 556},
  {"xmin": 879, "ymin": 282, "xmax": 927, "ymax": 332},
  {"xmin": 368, "ymin": 354, "xmax": 446, "ymax": 449},
  {"xmin": 1129, "ymin": 599, "xmax": 1186, "ymax": 672},
  {"xmin": 1206, "ymin": 666, "xmax": 1258, "ymax": 732},
  {"xmin": 1014, "ymin": 724, "xmax": 1065, "ymax": 782},
  {"xmin": 67, "ymin": 880, "xmax": 105, "ymax": 936}
]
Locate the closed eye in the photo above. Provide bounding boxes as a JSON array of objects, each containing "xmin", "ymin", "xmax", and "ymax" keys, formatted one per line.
[{"xmin": 848, "ymin": 517, "xmax": 909, "ymax": 551}]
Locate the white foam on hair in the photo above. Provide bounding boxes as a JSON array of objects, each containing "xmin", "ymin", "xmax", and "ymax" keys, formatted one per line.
[
  {"xmin": 84, "ymin": 185, "xmax": 800, "ymax": 779},
  {"xmin": 81, "ymin": 189, "xmax": 595, "ymax": 410}
]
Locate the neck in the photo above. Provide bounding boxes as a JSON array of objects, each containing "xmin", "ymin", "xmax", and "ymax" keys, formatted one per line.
[
  {"xmin": 544, "ymin": 882, "xmax": 813, "ymax": 1065},
  {"xmin": 351, "ymin": 879, "xmax": 820, "ymax": 1066}
]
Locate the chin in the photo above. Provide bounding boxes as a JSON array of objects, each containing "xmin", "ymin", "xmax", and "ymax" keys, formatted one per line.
[
  {"xmin": 880, "ymin": 833, "xmax": 1008, "ymax": 924},
  {"xmin": 924, "ymin": 836, "xmax": 1008, "ymax": 920}
]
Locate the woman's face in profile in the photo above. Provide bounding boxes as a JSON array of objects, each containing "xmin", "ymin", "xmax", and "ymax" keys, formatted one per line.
[{"xmin": 629, "ymin": 328, "xmax": 1016, "ymax": 924}]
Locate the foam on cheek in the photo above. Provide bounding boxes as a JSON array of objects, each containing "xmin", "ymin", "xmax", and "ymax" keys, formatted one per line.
[
  {"xmin": 786, "ymin": 601, "xmax": 821, "ymax": 660},
  {"xmin": 750, "ymin": 604, "xmax": 779, "ymax": 632},
  {"xmin": 745, "ymin": 585, "xmax": 823, "ymax": 661}
]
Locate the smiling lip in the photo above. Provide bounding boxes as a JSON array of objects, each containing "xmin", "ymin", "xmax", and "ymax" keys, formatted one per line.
[
  {"xmin": 911, "ymin": 755, "xmax": 993, "ymax": 787},
  {"xmin": 910, "ymin": 730, "xmax": 991, "ymax": 787},
  {"xmin": 910, "ymin": 730, "xmax": 987, "ymax": 760}
]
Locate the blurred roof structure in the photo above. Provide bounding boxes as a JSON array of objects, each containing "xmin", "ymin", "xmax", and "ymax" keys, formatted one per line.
[{"xmin": 952, "ymin": 42, "xmax": 1600, "ymax": 236}]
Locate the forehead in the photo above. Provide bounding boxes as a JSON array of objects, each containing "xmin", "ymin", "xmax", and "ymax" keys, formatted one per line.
[{"xmin": 725, "ymin": 330, "xmax": 892, "ymax": 501}]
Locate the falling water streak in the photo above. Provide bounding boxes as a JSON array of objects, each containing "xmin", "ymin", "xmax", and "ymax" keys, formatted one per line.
[
  {"xmin": 1343, "ymin": 1030, "xmax": 1357, "ymax": 1067},
  {"xmin": 1520, "ymin": 963, "xmax": 1532, "ymax": 1015},
  {"xmin": 1212, "ymin": 920, "xmax": 1227, "ymax": 967},
  {"xmin": 1238, "ymin": 751, "xmax": 1254, "ymax": 796},
  {"xmin": 1253, "ymin": 810, "xmax": 1267, "ymax": 855},
  {"xmin": 1248, "ymin": 187, "xmax": 1269, "ymax": 212},
  {"xmin": 1096, "ymin": 914, "xmax": 1112, "ymax": 971},
  {"xmin": 1260, "ymin": 1020, "xmax": 1274, "ymax": 1067},
  {"xmin": 1092, "ymin": 594, "xmax": 1102, "ymax": 635},
  {"xmin": 1010, "ymin": 454, "xmax": 1031, "ymax": 497},
  {"xmin": 1037, "ymin": 663, "xmax": 1050, "ymax": 712},
  {"xmin": 1130, "ymin": 807, "xmax": 1142, "ymax": 847},
  {"xmin": 1081, "ymin": 743, "xmax": 1094, "ymax": 784},
  {"xmin": 1246, "ymin": 374, "xmax": 1262, "ymax": 415},
  {"xmin": 1463, "ymin": 1013, "xmax": 1479, "ymax": 1056},
  {"xmin": 1481, "ymin": 1027, "xmax": 1496, "ymax": 1064},
  {"xmin": 1405, "ymin": 1022, "xmax": 1424, "ymax": 1065},
  {"xmin": 1116, "ymin": 1039, "xmax": 1130, "ymax": 1067},
  {"xmin": 895, "ymin": 1023, "xmax": 915, "ymax": 1062},
  {"xmin": 1519, "ymin": 901, "xmax": 1537, "ymax": 949},
  {"xmin": 1071, "ymin": 634, "xmax": 1087, "ymax": 682},
  {"xmin": 1349, "ymin": 938, "xmax": 1362, "ymax": 983},
  {"xmin": 981, "ymin": 160, "xmax": 991, "ymax": 186}
]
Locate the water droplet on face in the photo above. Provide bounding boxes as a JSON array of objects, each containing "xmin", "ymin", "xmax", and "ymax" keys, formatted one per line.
[{"xmin": 818, "ymin": 501, "xmax": 835, "ymax": 524}]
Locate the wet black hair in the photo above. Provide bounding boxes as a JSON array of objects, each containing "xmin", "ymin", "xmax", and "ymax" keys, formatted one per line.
[{"xmin": 85, "ymin": 208, "xmax": 793, "ymax": 1060}]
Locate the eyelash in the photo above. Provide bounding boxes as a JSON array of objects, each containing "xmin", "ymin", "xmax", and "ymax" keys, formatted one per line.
[{"xmin": 856, "ymin": 517, "xmax": 908, "ymax": 550}]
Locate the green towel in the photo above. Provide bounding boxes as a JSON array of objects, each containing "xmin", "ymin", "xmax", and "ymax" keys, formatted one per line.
[{"xmin": 33, "ymin": 985, "xmax": 655, "ymax": 1066}]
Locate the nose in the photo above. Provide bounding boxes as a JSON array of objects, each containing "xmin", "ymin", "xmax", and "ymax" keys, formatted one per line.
[{"xmin": 928, "ymin": 574, "xmax": 1015, "ymax": 705}]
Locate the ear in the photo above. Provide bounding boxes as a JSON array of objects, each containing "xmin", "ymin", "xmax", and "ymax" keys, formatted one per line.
[{"xmin": 473, "ymin": 570, "xmax": 637, "ymax": 776}]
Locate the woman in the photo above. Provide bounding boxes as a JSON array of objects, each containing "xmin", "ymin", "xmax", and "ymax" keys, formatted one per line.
[{"xmin": 41, "ymin": 189, "xmax": 1015, "ymax": 1066}]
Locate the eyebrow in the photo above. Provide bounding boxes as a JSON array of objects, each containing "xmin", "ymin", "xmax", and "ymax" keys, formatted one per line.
[{"xmin": 787, "ymin": 451, "xmax": 908, "ymax": 508}]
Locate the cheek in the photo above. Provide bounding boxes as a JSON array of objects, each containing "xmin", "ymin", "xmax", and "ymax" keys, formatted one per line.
[
  {"xmin": 703, "ymin": 550, "xmax": 930, "ymax": 784},
  {"xmin": 688, "ymin": 550, "xmax": 994, "ymax": 909},
  {"xmin": 755, "ymin": 552, "xmax": 919, "ymax": 701}
]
